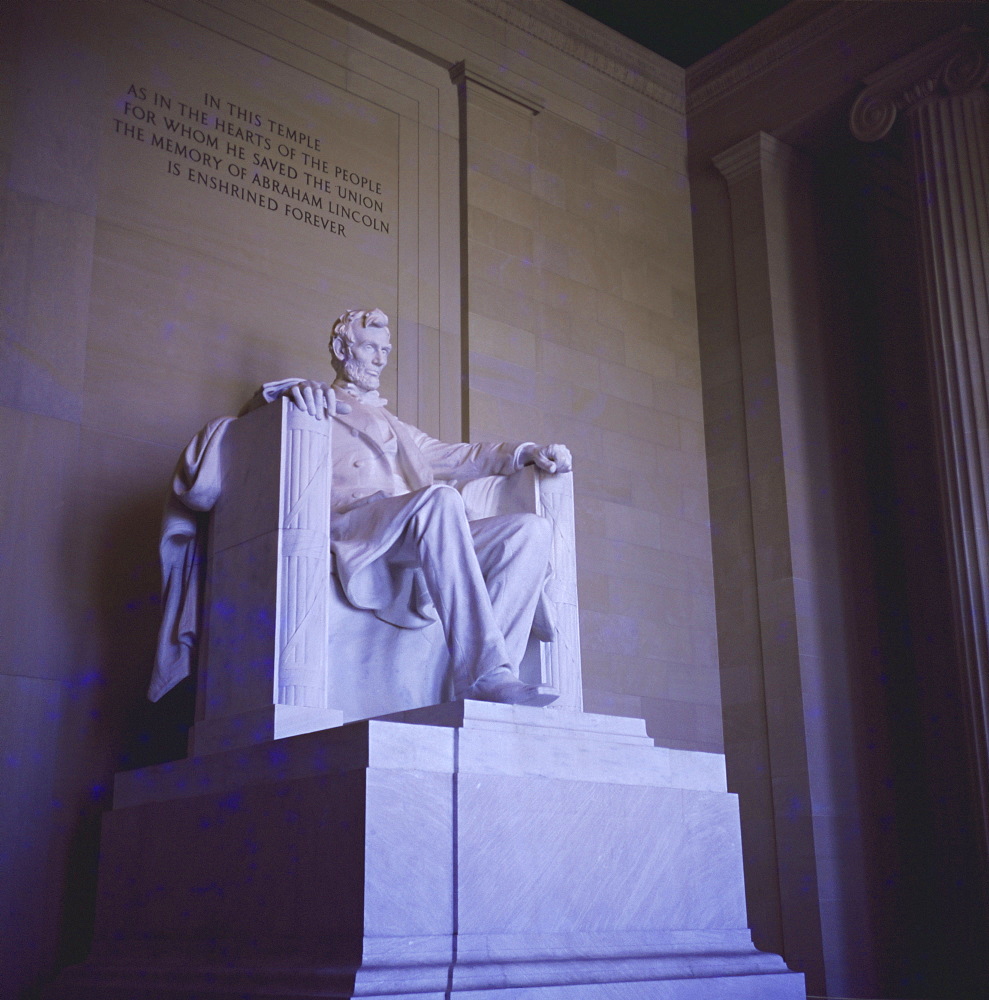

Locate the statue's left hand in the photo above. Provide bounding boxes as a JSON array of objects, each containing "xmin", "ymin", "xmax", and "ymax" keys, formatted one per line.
[
  {"xmin": 287, "ymin": 380, "xmax": 351, "ymax": 418},
  {"xmin": 525, "ymin": 443, "xmax": 573, "ymax": 474}
]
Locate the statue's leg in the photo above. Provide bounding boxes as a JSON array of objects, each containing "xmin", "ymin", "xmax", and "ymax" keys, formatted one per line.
[
  {"xmin": 469, "ymin": 512, "xmax": 552, "ymax": 669},
  {"xmin": 405, "ymin": 486, "xmax": 554, "ymax": 705},
  {"xmin": 404, "ymin": 485, "xmax": 512, "ymax": 689}
]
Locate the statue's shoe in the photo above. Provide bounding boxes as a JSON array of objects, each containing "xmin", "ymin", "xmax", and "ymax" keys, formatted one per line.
[{"xmin": 466, "ymin": 667, "xmax": 558, "ymax": 707}]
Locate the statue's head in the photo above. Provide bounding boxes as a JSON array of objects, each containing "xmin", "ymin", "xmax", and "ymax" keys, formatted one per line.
[{"xmin": 330, "ymin": 308, "xmax": 392, "ymax": 392}]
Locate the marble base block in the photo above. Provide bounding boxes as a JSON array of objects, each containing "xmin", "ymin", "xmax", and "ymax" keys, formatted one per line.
[
  {"xmin": 190, "ymin": 702, "xmax": 346, "ymax": 755},
  {"xmin": 52, "ymin": 705, "xmax": 804, "ymax": 998}
]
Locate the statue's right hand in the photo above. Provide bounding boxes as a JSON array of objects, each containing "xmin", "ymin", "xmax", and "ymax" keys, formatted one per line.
[
  {"xmin": 287, "ymin": 380, "xmax": 350, "ymax": 418},
  {"xmin": 288, "ymin": 380, "xmax": 329, "ymax": 419}
]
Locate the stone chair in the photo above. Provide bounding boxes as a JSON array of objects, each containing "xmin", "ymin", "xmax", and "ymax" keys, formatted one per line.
[{"xmin": 190, "ymin": 395, "xmax": 583, "ymax": 754}]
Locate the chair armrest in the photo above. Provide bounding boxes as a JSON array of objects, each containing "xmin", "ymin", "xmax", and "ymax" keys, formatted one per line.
[
  {"xmin": 459, "ymin": 465, "xmax": 542, "ymax": 520},
  {"xmin": 194, "ymin": 397, "xmax": 340, "ymax": 752}
]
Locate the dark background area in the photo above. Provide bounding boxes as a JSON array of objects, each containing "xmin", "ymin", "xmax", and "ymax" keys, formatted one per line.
[{"xmin": 562, "ymin": 0, "xmax": 792, "ymax": 66}]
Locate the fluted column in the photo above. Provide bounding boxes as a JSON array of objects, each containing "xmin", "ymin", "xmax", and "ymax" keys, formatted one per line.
[{"xmin": 852, "ymin": 28, "xmax": 989, "ymax": 859}]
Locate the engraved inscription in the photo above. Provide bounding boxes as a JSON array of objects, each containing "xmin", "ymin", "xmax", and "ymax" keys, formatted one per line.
[{"xmin": 111, "ymin": 83, "xmax": 394, "ymax": 240}]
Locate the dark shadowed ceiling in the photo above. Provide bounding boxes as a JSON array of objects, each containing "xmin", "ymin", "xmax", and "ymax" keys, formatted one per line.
[{"xmin": 560, "ymin": 0, "xmax": 794, "ymax": 67}]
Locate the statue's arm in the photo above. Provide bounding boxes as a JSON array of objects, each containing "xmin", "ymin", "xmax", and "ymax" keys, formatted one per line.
[
  {"xmin": 407, "ymin": 426, "xmax": 525, "ymax": 482},
  {"xmin": 406, "ymin": 424, "xmax": 572, "ymax": 482}
]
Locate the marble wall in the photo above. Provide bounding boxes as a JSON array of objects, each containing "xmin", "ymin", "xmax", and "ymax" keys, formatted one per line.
[
  {"xmin": 1, "ymin": 2, "xmax": 711, "ymax": 996},
  {"xmin": 453, "ymin": 45, "xmax": 713, "ymax": 748}
]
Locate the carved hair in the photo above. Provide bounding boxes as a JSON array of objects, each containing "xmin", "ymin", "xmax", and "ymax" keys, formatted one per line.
[{"xmin": 329, "ymin": 308, "xmax": 389, "ymax": 373}]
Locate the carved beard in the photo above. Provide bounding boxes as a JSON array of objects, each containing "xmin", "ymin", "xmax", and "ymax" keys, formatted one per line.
[{"xmin": 341, "ymin": 355, "xmax": 381, "ymax": 393}]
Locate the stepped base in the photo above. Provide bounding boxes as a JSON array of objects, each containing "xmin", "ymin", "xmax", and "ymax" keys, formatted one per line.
[{"xmin": 52, "ymin": 703, "xmax": 804, "ymax": 998}]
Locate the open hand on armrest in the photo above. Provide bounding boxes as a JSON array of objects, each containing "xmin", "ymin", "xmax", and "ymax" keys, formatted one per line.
[{"xmin": 284, "ymin": 380, "xmax": 351, "ymax": 418}]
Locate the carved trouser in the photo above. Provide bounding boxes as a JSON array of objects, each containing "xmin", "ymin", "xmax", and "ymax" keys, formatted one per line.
[{"xmin": 399, "ymin": 484, "xmax": 552, "ymax": 693}]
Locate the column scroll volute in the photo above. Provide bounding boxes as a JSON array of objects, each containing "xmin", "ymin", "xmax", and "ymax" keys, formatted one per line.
[{"xmin": 850, "ymin": 27, "xmax": 988, "ymax": 142}]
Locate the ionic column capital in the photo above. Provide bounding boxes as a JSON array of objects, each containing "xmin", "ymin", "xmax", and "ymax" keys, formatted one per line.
[{"xmin": 850, "ymin": 27, "xmax": 988, "ymax": 142}]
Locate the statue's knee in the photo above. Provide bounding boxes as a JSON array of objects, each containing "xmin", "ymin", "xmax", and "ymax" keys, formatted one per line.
[
  {"xmin": 519, "ymin": 512, "xmax": 553, "ymax": 550},
  {"xmin": 535, "ymin": 514, "xmax": 553, "ymax": 550},
  {"xmin": 423, "ymin": 483, "xmax": 466, "ymax": 517}
]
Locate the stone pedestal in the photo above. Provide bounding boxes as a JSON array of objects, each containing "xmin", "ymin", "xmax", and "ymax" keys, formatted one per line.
[{"xmin": 53, "ymin": 704, "xmax": 803, "ymax": 998}]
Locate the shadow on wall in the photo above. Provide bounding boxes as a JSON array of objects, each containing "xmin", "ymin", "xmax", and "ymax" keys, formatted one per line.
[
  {"xmin": 42, "ymin": 487, "xmax": 188, "ymax": 993},
  {"xmin": 91, "ymin": 491, "xmax": 191, "ymax": 768}
]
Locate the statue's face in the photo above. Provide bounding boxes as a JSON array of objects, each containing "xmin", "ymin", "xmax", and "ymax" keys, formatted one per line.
[{"xmin": 337, "ymin": 325, "xmax": 392, "ymax": 392}]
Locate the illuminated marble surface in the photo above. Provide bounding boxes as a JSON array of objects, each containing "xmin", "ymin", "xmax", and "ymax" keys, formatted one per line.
[{"xmin": 55, "ymin": 704, "xmax": 804, "ymax": 998}]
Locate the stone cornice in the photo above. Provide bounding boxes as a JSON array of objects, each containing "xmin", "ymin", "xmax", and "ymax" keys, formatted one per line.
[
  {"xmin": 712, "ymin": 132, "xmax": 800, "ymax": 185},
  {"xmin": 687, "ymin": 1, "xmax": 870, "ymax": 114},
  {"xmin": 850, "ymin": 27, "xmax": 989, "ymax": 141},
  {"xmin": 461, "ymin": 0, "xmax": 685, "ymax": 114}
]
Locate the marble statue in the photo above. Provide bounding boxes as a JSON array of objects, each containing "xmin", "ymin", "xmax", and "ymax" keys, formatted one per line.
[{"xmin": 151, "ymin": 308, "xmax": 572, "ymax": 709}]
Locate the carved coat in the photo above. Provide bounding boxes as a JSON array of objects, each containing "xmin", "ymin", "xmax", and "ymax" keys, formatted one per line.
[{"xmin": 324, "ymin": 384, "xmax": 529, "ymax": 630}]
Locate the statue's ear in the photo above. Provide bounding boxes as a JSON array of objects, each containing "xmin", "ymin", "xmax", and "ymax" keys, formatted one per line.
[{"xmin": 331, "ymin": 335, "xmax": 346, "ymax": 362}]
